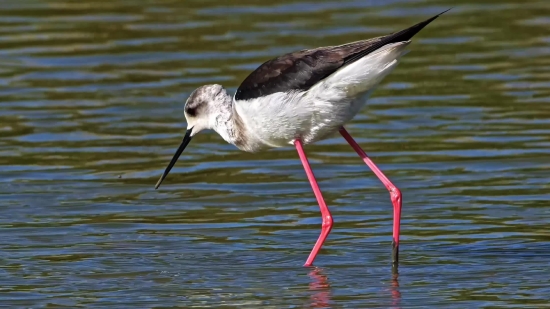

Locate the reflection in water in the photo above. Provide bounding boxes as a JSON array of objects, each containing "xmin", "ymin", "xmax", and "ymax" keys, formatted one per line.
[
  {"xmin": 390, "ymin": 273, "xmax": 401, "ymax": 309},
  {"xmin": 308, "ymin": 268, "xmax": 332, "ymax": 308},
  {"xmin": 307, "ymin": 268, "xmax": 401, "ymax": 308}
]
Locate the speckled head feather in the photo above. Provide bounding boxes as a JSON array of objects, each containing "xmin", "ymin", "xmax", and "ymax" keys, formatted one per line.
[
  {"xmin": 180, "ymin": 84, "xmax": 256, "ymax": 151},
  {"xmin": 184, "ymin": 85, "xmax": 230, "ymax": 134},
  {"xmin": 184, "ymin": 84, "xmax": 224, "ymax": 117}
]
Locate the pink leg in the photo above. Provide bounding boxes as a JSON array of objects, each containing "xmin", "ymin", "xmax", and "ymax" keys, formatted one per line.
[
  {"xmin": 295, "ymin": 139, "xmax": 333, "ymax": 267},
  {"xmin": 339, "ymin": 127, "xmax": 402, "ymax": 268}
]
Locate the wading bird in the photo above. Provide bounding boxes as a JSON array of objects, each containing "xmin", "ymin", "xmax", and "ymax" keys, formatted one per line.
[{"xmin": 155, "ymin": 10, "xmax": 448, "ymax": 268}]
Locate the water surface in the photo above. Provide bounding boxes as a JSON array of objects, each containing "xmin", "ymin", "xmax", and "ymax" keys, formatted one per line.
[{"xmin": 1, "ymin": 0, "xmax": 550, "ymax": 308}]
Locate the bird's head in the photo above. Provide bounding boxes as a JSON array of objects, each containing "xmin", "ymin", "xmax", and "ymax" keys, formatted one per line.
[
  {"xmin": 155, "ymin": 84, "xmax": 230, "ymax": 189},
  {"xmin": 183, "ymin": 84, "xmax": 229, "ymax": 135}
]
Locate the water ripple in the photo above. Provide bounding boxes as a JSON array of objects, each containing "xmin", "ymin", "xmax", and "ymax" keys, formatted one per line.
[{"xmin": 1, "ymin": 0, "xmax": 549, "ymax": 308}]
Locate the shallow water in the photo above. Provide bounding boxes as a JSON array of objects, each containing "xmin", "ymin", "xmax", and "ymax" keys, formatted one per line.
[{"xmin": 1, "ymin": 0, "xmax": 550, "ymax": 308}]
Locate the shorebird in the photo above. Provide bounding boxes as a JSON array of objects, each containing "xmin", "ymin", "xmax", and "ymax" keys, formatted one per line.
[{"xmin": 155, "ymin": 10, "xmax": 448, "ymax": 268}]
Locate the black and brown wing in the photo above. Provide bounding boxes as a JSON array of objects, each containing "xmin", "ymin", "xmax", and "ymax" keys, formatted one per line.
[{"xmin": 234, "ymin": 10, "xmax": 448, "ymax": 101}]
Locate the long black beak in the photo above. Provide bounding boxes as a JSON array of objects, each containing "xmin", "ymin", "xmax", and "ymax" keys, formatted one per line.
[{"xmin": 155, "ymin": 128, "xmax": 193, "ymax": 189}]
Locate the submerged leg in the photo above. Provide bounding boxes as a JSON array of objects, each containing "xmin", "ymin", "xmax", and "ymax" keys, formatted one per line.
[
  {"xmin": 339, "ymin": 127, "xmax": 402, "ymax": 269},
  {"xmin": 295, "ymin": 139, "xmax": 333, "ymax": 267}
]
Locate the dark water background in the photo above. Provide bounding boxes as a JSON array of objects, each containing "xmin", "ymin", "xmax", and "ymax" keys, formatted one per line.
[{"xmin": 1, "ymin": 0, "xmax": 549, "ymax": 308}]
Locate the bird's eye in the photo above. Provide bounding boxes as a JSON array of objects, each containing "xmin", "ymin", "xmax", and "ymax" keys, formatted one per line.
[{"xmin": 185, "ymin": 104, "xmax": 199, "ymax": 117}]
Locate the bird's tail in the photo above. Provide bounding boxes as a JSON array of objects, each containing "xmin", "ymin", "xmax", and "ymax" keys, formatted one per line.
[{"xmin": 325, "ymin": 41, "xmax": 410, "ymax": 97}]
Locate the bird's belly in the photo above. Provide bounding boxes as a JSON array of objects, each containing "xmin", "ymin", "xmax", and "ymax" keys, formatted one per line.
[
  {"xmin": 257, "ymin": 114, "xmax": 316, "ymax": 147},
  {"xmin": 302, "ymin": 95, "xmax": 370, "ymax": 144},
  {"xmin": 259, "ymin": 96, "xmax": 369, "ymax": 147}
]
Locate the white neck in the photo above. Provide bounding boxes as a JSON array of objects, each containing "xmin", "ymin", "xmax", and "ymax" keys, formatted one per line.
[{"xmin": 209, "ymin": 95, "xmax": 259, "ymax": 152}]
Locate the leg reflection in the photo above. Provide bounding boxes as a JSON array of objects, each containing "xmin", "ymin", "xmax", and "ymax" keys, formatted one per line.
[
  {"xmin": 308, "ymin": 267, "xmax": 332, "ymax": 308},
  {"xmin": 390, "ymin": 272, "xmax": 401, "ymax": 308}
]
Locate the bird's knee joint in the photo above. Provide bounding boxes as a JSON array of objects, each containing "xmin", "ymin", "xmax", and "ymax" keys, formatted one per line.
[
  {"xmin": 390, "ymin": 187, "xmax": 402, "ymax": 203},
  {"xmin": 322, "ymin": 215, "xmax": 333, "ymax": 228}
]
